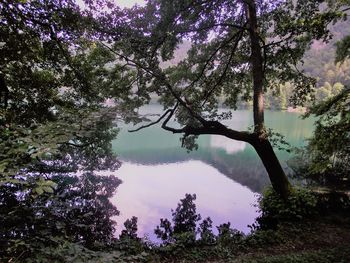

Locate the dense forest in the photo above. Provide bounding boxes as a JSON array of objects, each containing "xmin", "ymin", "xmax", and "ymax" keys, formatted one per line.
[{"xmin": 0, "ymin": 0, "xmax": 349, "ymax": 262}]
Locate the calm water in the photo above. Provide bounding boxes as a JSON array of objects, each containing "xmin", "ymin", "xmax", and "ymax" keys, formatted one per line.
[{"xmin": 110, "ymin": 105, "xmax": 314, "ymax": 240}]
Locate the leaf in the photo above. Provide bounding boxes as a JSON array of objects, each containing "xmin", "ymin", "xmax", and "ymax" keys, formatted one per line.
[
  {"xmin": 42, "ymin": 186, "xmax": 54, "ymax": 193},
  {"xmin": 35, "ymin": 187, "xmax": 44, "ymax": 195},
  {"xmin": 45, "ymin": 180, "xmax": 58, "ymax": 188}
]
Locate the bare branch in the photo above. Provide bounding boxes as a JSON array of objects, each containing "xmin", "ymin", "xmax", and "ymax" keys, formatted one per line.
[
  {"xmin": 201, "ymin": 27, "xmax": 245, "ymax": 106},
  {"xmin": 262, "ymin": 31, "xmax": 296, "ymax": 49},
  {"xmin": 176, "ymin": 22, "xmax": 249, "ymax": 36},
  {"xmin": 184, "ymin": 23, "xmax": 246, "ymax": 94},
  {"xmin": 61, "ymin": 141, "xmax": 95, "ymax": 148},
  {"xmin": 110, "ymin": 48, "xmax": 258, "ymax": 143},
  {"xmin": 161, "ymin": 103, "xmax": 186, "ymax": 133},
  {"xmin": 128, "ymin": 103, "xmax": 178, "ymax": 132},
  {"xmin": 100, "ymin": 42, "xmax": 210, "ymax": 126}
]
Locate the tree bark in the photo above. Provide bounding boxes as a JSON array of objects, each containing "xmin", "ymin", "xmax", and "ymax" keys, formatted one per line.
[
  {"xmin": 250, "ymin": 136, "xmax": 292, "ymax": 199},
  {"xmin": 0, "ymin": 74, "xmax": 9, "ymax": 109},
  {"xmin": 245, "ymin": 0, "xmax": 292, "ymax": 198},
  {"xmin": 245, "ymin": 0, "xmax": 265, "ymax": 135}
]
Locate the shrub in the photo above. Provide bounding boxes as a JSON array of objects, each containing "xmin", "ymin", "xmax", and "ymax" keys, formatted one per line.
[
  {"xmin": 256, "ymin": 187, "xmax": 318, "ymax": 229},
  {"xmin": 120, "ymin": 216, "xmax": 139, "ymax": 240},
  {"xmin": 198, "ymin": 217, "xmax": 216, "ymax": 245},
  {"xmin": 154, "ymin": 194, "xmax": 201, "ymax": 246},
  {"xmin": 216, "ymin": 222, "xmax": 244, "ymax": 247}
]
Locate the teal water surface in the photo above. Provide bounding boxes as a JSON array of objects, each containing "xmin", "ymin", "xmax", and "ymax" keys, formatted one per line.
[{"xmin": 110, "ymin": 105, "xmax": 314, "ymax": 239}]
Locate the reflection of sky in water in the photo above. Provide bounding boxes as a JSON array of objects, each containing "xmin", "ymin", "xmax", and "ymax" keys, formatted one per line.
[
  {"xmin": 111, "ymin": 161, "xmax": 259, "ymax": 241},
  {"xmin": 111, "ymin": 107, "xmax": 315, "ymax": 241},
  {"xmin": 210, "ymin": 135, "xmax": 246, "ymax": 154}
]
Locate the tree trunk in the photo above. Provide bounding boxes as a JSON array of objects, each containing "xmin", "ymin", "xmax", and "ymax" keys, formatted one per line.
[
  {"xmin": 245, "ymin": 0, "xmax": 292, "ymax": 198},
  {"xmin": 250, "ymin": 136, "xmax": 292, "ymax": 199},
  {"xmin": 245, "ymin": 0, "xmax": 265, "ymax": 135},
  {"xmin": 0, "ymin": 74, "xmax": 9, "ymax": 109}
]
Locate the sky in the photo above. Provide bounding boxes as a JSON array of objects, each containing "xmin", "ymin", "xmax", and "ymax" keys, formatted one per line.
[
  {"xmin": 77, "ymin": 0, "xmax": 145, "ymax": 9},
  {"xmin": 115, "ymin": 0, "xmax": 145, "ymax": 8}
]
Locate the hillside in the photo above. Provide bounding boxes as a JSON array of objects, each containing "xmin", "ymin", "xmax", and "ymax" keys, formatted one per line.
[{"xmin": 169, "ymin": 18, "xmax": 350, "ymax": 87}]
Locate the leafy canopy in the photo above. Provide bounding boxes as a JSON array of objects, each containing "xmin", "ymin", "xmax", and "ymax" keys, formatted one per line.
[
  {"xmin": 99, "ymin": 0, "xmax": 345, "ymax": 147},
  {"xmin": 0, "ymin": 0, "xmax": 142, "ymax": 180}
]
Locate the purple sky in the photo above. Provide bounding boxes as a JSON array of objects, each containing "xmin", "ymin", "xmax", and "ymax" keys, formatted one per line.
[
  {"xmin": 115, "ymin": 0, "xmax": 145, "ymax": 8},
  {"xmin": 77, "ymin": 0, "xmax": 145, "ymax": 8}
]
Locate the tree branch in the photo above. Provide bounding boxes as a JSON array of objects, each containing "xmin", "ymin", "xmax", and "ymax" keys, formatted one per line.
[
  {"xmin": 183, "ymin": 22, "xmax": 247, "ymax": 96},
  {"xmin": 100, "ymin": 42, "xmax": 209, "ymax": 126},
  {"xmin": 163, "ymin": 122, "xmax": 254, "ymax": 143},
  {"xmin": 160, "ymin": 108, "xmax": 254, "ymax": 143},
  {"xmin": 201, "ymin": 27, "xmax": 245, "ymax": 106},
  {"xmin": 128, "ymin": 103, "xmax": 178, "ymax": 132},
  {"xmin": 176, "ymin": 22, "xmax": 249, "ymax": 36}
]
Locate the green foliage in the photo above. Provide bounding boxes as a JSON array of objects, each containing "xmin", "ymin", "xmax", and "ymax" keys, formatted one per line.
[
  {"xmin": 2, "ymin": 192, "xmax": 345, "ymax": 262},
  {"xmin": 0, "ymin": 0, "xmax": 140, "ymax": 183},
  {"xmin": 291, "ymin": 87, "xmax": 350, "ymax": 187},
  {"xmin": 266, "ymin": 128, "xmax": 292, "ymax": 152},
  {"xmin": 1, "ymin": 1, "xmax": 349, "ymax": 261},
  {"xmin": 149, "ymin": 194, "xmax": 349, "ymax": 262},
  {"xmin": 302, "ymin": 11, "xmax": 350, "ymax": 86},
  {"xmin": 114, "ymin": 217, "xmax": 149, "ymax": 256},
  {"xmin": 0, "ymin": 172, "xmax": 121, "ymax": 261},
  {"xmin": 120, "ymin": 216, "xmax": 139, "ymax": 240},
  {"xmin": 235, "ymin": 247, "xmax": 350, "ymax": 263},
  {"xmin": 256, "ymin": 187, "xmax": 318, "ymax": 229},
  {"xmin": 0, "ymin": 1, "xmax": 131, "ymax": 261},
  {"xmin": 336, "ymin": 35, "xmax": 350, "ymax": 63},
  {"xmin": 105, "ymin": 0, "xmax": 349, "ymax": 197},
  {"xmin": 315, "ymin": 82, "xmax": 344, "ymax": 102},
  {"xmin": 198, "ymin": 217, "xmax": 216, "ymax": 245},
  {"xmin": 216, "ymin": 222, "xmax": 244, "ymax": 247},
  {"xmin": 155, "ymin": 194, "xmax": 201, "ymax": 245},
  {"xmin": 154, "ymin": 193, "xmax": 245, "ymax": 252},
  {"xmin": 292, "ymin": 0, "xmax": 350, "ymax": 188},
  {"xmin": 110, "ymin": 0, "xmax": 348, "ymax": 127}
]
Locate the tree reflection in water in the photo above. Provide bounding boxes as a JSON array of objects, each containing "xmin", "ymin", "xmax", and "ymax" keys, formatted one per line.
[
  {"xmin": 0, "ymin": 111, "xmax": 122, "ymax": 258},
  {"xmin": 0, "ymin": 171, "xmax": 121, "ymax": 254}
]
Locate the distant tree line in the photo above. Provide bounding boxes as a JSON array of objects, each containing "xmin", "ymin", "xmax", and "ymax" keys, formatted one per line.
[{"xmin": 222, "ymin": 80, "xmax": 346, "ymax": 110}]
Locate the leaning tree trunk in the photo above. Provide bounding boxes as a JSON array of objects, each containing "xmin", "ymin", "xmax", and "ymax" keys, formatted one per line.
[
  {"xmin": 245, "ymin": 0, "xmax": 292, "ymax": 199},
  {"xmin": 250, "ymin": 136, "xmax": 292, "ymax": 199}
]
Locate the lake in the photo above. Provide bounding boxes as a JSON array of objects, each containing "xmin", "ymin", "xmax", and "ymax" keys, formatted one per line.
[{"xmin": 110, "ymin": 105, "xmax": 314, "ymax": 240}]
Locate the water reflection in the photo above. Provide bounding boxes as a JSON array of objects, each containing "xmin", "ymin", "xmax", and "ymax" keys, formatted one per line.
[
  {"xmin": 210, "ymin": 135, "xmax": 246, "ymax": 154},
  {"xmin": 112, "ymin": 107, "xmax": 315, "ymax": 238},
  {"xmin": 111, "ymin": 161, "xmax": 258, "ymax": 240},
  {"xmin": 113, "ymin": 134, "xmax": 270, "ymax": 192},
  {"xmin": 113, "ymin": 109, "xmax": 314, "ymax": 192},
  {"xmin": 0, "ymin": 172, "xmax": 121, "ymax": 256}
]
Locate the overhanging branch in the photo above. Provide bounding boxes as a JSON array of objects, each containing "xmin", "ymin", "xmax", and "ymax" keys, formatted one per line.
[
  {"xmin": 100, "ymin": 28, "xmax": 254, "ymax": 144},
  {"xmin": 161, "ymin": 110, "xmax": 254, "ymax": 143},
  {"xmin": 100, "ymin": 41, "xmax": 209, "ymax": 126},
  {"xmin": 129, "ymin": 103, "xmax": 178, "ymax": 132}
]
